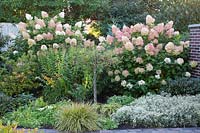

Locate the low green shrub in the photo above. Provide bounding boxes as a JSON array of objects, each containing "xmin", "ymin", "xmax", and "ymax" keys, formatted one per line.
[
  {"xmin": 112, "ymin": 94, "xmax": 200, "ymax": 128},
  {"xmin": 98, "ymin": 117, "xmax": 118, "ymax": 130},
  {"xmin": 107, "ymin": 95, "xmax": 134, "ymax": 105},
  {"xmin": 160, "ymin": 78, "xmax": 200, "ymax": 95},
  {"xmin": 55, "ymin": 103, "xmax": 100, "ymax": 132},
  {"xmin": 0, "ymin": 93, "xmax": 35, "ymax": 117},
  {"xmin": 2, "ymin": 98, "xmax": 68, "ymax": 128}
]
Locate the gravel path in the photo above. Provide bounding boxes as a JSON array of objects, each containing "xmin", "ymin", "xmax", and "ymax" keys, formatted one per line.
[{"xmin": 20, "ymin": 127, "xmax": 200, "ymax": 133}]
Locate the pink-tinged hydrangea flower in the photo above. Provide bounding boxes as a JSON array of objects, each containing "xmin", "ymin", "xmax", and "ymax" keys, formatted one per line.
[
  {"xmin": 112, "ymin": 25, "xmax": 120, "ymax": 34},
  {"xmin": 176, "ymin": 58, "xmax": 184, "ymax": 65},
  {"xmin": 27, "ymin": 39, "xmax": 36, "ymax": 47},
  {"xmin": 146, "ymin": 15, "xmax": 155, "ymax": 25},
  {"xmin": 156, "ymin": 43, "xmax": 163, "ymax": 51},
  {"xmin": 46, "ymin": 32, "xmax": 53, "ymax": 40},
  {"xmin": 166, "ymin": 28, "xmax": 174, "ymax": 38},
  {"xmin": 154, "ymin": 23, "xmax": 164, "ymax": 33},
  {"xmin": 48, "ymin": 19, "xmax": 56, "ymax": 28},
  {"xmin": 148, "ymin": 29, "xmax": 159, "ymax": 40},
  {"xmin": 122, "ymin": 25, "xmax": 131, "ymax": 33},
  {"xmin": 22, "ymin": 31, "xmax": 30, "ymax": 39},
  {"xmin": 145, "ymin": 43, "xmax": 156, "ymax": 55},
  {"xmin": 165, "ymin": 21, "xmax": 173, "ymax": 31},
  {"xmin": 135, "ymin": 57, "xmax": 143, "ymax": 64},
  {"xmin": 84, "ymin": 40, "xmax": 94, "ymax": 47},
  {"xmin": 115, "ymin": 75, "xmax": 120, "ymax": 82},
  {"xmin": 133, "ymin": 23, "xmax": 144, "ymax": 32},
  {"xmin": 35, "ymin": 34, "xmax": 44, "ymax": 41},
  {"xmin": 41, "ymin": 45, "xmax": 48, "ymax": 51},
  {"xmin": 65, "ymin": 29, "xmax": 74, "ymax": 36},
  {"xmin": 164, "ymin": 58, "xmax": 171, "ymax": 64},
  {"xmin": 70, "ymin": 38, "xmax": 77, "ymax": 46},
  {"xmin": 134, "ymin": 67, "xmax": 145, "ymax": 74},
  {"xmin": 181, "ymin": 41, "xmax": 190, "ymax": 48},
  {"xmin": 173, "ymin": 45, "xmax": 183, "ymax": 55},
  {"xmin": 123, "ymin": 32, "xmax": 131, "ymax": 39},
  {"xmin": 56, "ymin": 23, "xmax": 63, "ymax": 31},
  {"xmin": 106, "ymin": 35, "xmax": 114, "ymax": 44},
  {"xmin": 18, "ymin": 22, "xmax": 27, "ymax": 32},
  {"xmin": 190, "ymin": 61, "xmax": 198, "ymax": 68},
  {"xmin": 146, "ymin": 63, "xmax": 153, "ymax": 71},
  {"xmin": 115, "ymin": 31, "xmax": 124, "ymax": 41},
  {"xmin": 53, "ymin": 43, "xmax": 60, "ymax": 49},
  {"xmin": 135, "ymin": 37, "xmax": 144, "ymax": 46},
  {"xmin": 185, "ymin": 72, "xmax": 191, "ymax": 77},
  {"xmin": 113, "ymin": 48, "xmax": 123, "ymax": 55},
  {"xmin": 124, "ymin": 42, "xmax": 134, "ymax": 51},
  {"xmin": 122, "ymin": 70, "xmax": 129, "ymax": 77},
  {"xmin": 36, "ymin": 19, "xmax": 46, "ymax": 28},
  {"xmin": 165, "ymin": 42, "xmax": 175, "ymax": 53},
  {"xmin": 153, "ymin": 39, "xmax": 158, "ymax": 44},
  {"xmin": 122, "ymin": 36, "xmax": 130, "ymax": 43},
  {"xmin": 96, "ymin": 45, "xmax": 105, "ymax": 51},
  {"xmin": 41, "ymin": 11, "xmax": 49, "ymax": 18},
  {"xmin": 141, "ymin": 27, "xmax": 149, "ymax": 36},
  {"xmin": 108, "ymin": 71, "xmax": 113, "ymax": 76}
]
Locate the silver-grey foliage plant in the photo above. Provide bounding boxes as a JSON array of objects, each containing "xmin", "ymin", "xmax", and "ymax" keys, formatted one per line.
[{"xmin": 112, "ymin": 94, "xmax": 200, "ymax": 128}]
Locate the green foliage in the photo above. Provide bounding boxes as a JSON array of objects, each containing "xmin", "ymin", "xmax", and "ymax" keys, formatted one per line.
[
  {"xmin": 55, "ymin": 103, "xmax": 100, "ymax": 132},
  {"xmin": 107, "ymin": 95, "xmax": 134, "ymax": 105},
  {"xmin": 2, "ymin": 98, "xmax": 68, "ymax": 128},
  {"xmin": 112, "ymin": 94, "xmax": 200, "ymax": 128},
  {"xmin": 157, "ymin": 0, "xmax": 200, "ymax": 32},
  {"xmin": 160, "ymin": 78, "xmax": 200, "ymax": 96},
  {"xmin": 0, "ymin": 52, "xmax": 40, "ymax": 96},
  {"xmin": 0, "ymin": 93, "xmax": 35, "ymax": 117},
  {"xmin": 98, "ymin": 117, "xmax": 118, "ymax": 130}
]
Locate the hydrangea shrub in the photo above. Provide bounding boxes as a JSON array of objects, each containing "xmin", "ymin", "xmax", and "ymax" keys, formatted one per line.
[{"xmin": 100, "ymin": 15, "xmax": 198, "ymax": 95}]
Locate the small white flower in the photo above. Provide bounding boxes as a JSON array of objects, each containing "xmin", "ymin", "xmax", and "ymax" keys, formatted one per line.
[
  {"xmin": 138, "ymin": 80, "xmax": 145, "ymax": 86},
  {"xmin": 126, "ymin": 83, "xmax": 133, "ymax": 89},
  {"xmin": 176, "ymin": 58, "xmax": 184, "ymax": 65},
  {"xmin": 59, "ymin": 12, "xmax": 65, "ymax": 18},
  {"xmin": 75, "ymin": 30, "xmax": 82, "ymax": 36},
  {"xmin": 121, "ymin": 80, "xmax": 127, "ymax": 87},
  {"xmin": 161, "ymin": 80, "xmax": 167, "ymax": 85},
  {"xmin": 13, "ymin": 50, "xmax": 19, "ymax": 55},
  {"xmin": 25, "ymin": 13, "xmax": 33, "ymax": 20},
  {"xmin": 41, "ymin": 45, "xmax": 47, "ymax": 51},
  {"xmin": 55, "ymin": 31, "xmax": 65, "ymax": 36},
  {"xmin": 156, "ymin": 70, "xmax": 162, "ymax": 75},
  {"xmin": 164, "ymin": 58, "xmax": 171, "ymax": 64},
  {"xmin": 155, "ymin": 75, "xmax": 160, "ymax": 79},
  {"xmin": 185, "ymin": 72, "xmax": 191, "ymax": 77},
  {"xmin": 65, "ymin": 37, "xmax": 71, "ymax": 44},
  {"xmin": 75, "ymin": 21, "xmax": 82, "ymax": 28},
  {"xmin": 35, "ymin": 24, "xmax": 41, "ymax": 29},
  {"xmin": 99, "ymin": 36, "xmax": 106, "ymax": 42},
  {"xmin": 63, "ymin": 24, "xmax": 71, "ymax": 29},
  {"xmin": 53, "ymin": 43, "xmax": 60, "ymax": 49}
]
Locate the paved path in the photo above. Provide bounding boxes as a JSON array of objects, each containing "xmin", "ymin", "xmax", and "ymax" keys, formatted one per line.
[{"xmin": 22, "ymin": 128, "xmax": 200, "ymax": 133}]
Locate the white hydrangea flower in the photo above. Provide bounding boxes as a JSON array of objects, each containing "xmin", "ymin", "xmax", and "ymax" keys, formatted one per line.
[
  {"xmin": 25, "ymin": 13, "xmax": 33, "ymax": 20},
  {"xmin": 185, "ymin": 72, "xmax": 191, "ymax": 77},
  {"xmin": 138, "ymin": 80, "xmax": 145, "ymax": 86},
  {"xmin": 155, "ymin": 75, "xmax": 160, "ymax": 79},
  {"xmin": 121, "ymin": 80, "xmax": 127, "ymax": 87},
  {"xmin": 126, "ymin": 83, "xmax": 133, "ymax": 89},
  {"xmin": 59, "ymin": 12, "xmax": 65, "ymax": 18},
  {"xmin": 41, "ymin": 45, "xmax": 47, "ymax": 51},
  {"xmin": 164, "ymin": 58, "xmax": 171, "ymax": 64}
]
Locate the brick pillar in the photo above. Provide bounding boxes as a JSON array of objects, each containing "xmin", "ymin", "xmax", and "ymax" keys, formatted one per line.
[{"xmin": 189, "ymin": 24, "xmax": 200, "ymax": 77}]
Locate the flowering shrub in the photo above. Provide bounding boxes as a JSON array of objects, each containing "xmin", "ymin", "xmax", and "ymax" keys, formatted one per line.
[
  {"xmin": 100, "ymin": 15, "xmax": 198, "ymax": 96},
  {"xmin": 112, "ymin": 94, "xmax": 200, "ymax": 128}
]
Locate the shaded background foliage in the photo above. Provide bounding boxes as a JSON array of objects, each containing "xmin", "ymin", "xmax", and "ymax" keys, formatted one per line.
[{"xmin": 0, "ymin": 0, "xmax": 200, "ymax": 32}]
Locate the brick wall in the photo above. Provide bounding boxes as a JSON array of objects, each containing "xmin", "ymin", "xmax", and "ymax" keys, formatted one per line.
[{"xmin": 189, "ymin": 24, "xmax": 200, "ymax": 77}]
